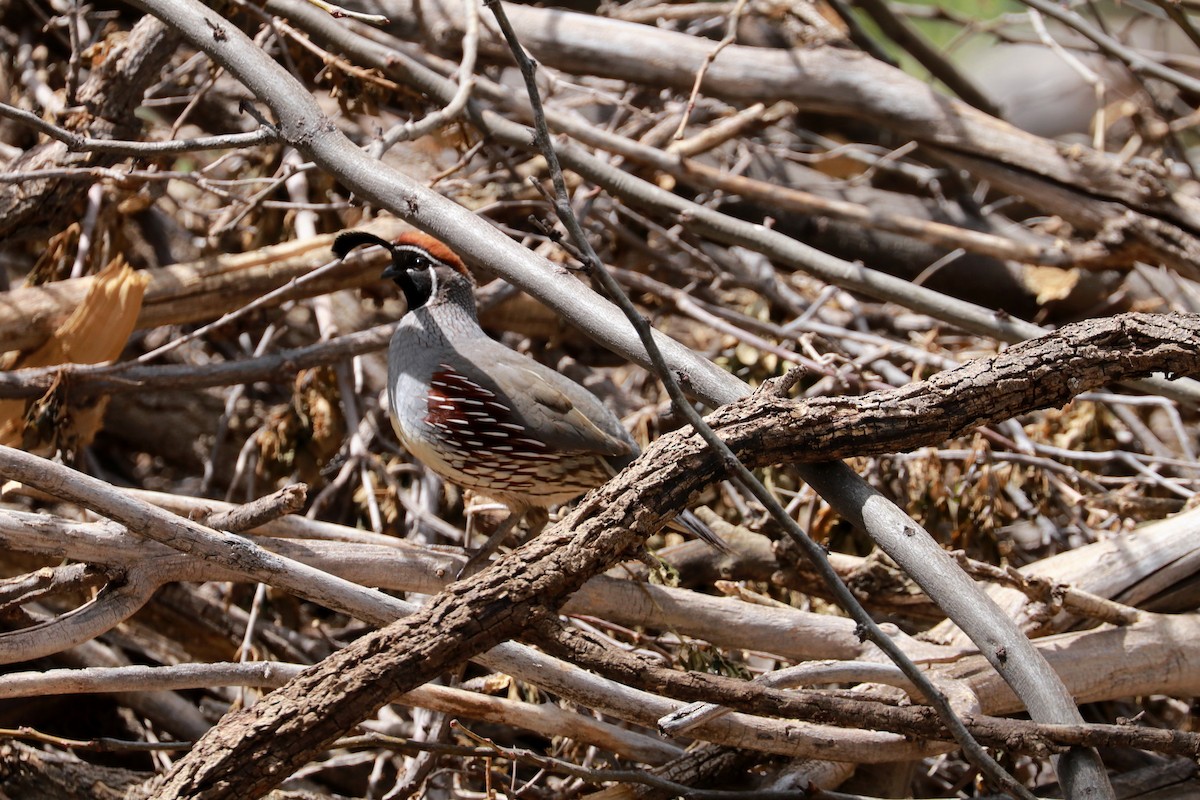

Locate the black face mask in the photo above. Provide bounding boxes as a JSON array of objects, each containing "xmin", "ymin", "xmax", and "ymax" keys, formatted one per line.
[{"xmin": 332, "ymin": 230, "xmax": 439, "ymax": 309}]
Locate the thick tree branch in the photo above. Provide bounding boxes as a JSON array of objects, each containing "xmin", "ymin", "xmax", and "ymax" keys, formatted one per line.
[
  {"xmin": 707, "ymin": 313, "xmax": 1200, "ymax": 464},
  {"xmin": 137, "ymin": 311, "xmax": 1197, "ymax": 799}
]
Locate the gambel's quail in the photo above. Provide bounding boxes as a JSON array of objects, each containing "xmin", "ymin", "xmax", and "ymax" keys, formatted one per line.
[{"xmin": 333, "ymin": 230, "xmax": 726, "ymax": 562}]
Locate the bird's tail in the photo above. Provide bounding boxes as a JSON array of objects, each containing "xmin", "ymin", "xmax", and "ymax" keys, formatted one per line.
[{"xmin": 673, "ymin": 509, "xmax": 732, "ymax": 554}]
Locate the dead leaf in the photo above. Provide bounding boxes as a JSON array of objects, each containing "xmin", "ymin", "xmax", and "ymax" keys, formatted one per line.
[
  {"xmin": 0, "ymin": 256, "xmax": 149, "ymax": 453},
  {"xmin": 1021, "ymin": 264, "xmax": 1081, "ymax": 305}
]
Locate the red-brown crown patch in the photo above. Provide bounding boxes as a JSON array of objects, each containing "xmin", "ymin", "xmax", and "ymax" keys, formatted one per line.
[{"xmin": 394, "ymin": 231, "xmax": 472, "ymax": 279}]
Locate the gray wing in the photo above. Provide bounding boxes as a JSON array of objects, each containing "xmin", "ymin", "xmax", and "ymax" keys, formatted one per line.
[{"xmin": 457, "ymin": 340, "xmax": 636, "ymax": 459}]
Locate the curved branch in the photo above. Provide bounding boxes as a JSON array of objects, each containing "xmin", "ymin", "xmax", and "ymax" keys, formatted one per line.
[{"xmin": 0, "ymin": 565, "xmax": 157, "ymax": 664}]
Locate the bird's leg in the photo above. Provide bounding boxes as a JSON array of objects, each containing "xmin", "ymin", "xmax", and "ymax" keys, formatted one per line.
[{"xmin": 457, "ymin": 510, "xmax": 524, "ymax": 577}]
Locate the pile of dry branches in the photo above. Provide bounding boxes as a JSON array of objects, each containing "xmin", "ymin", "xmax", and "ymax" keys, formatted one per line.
[{"xmin": 2, "ymin": 0, "xmax": 1200, "ymax": 797}]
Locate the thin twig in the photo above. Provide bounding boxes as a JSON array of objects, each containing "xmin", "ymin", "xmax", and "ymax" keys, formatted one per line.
[
  {"xmin": 671, "ymin": 0, "xmax": 749, "ymax": 141},
  {"xmin": 371, "ymin": 0, "xmax": 479, "ymax": 153},
  {"xmin": 480, "ymin": 2, "xmax": 1035, "ymax": 797},
  {"xmin": 0, "ymin": 101, "xmax": 278, "ymax": 154},
  {"xmin": 302, "ymin": 0, "xmax": 388, "ymax": 24}
]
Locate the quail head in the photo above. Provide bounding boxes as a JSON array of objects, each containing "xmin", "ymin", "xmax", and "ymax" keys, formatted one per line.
[{"xmin": 334, "ymin": 229, "xmax": 725, "ymax": 553}]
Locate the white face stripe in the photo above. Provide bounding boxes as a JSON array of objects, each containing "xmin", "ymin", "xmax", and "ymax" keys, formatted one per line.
[{"xmin": 427, "ymin": 262, "xmax": 438, "ymax": 300}]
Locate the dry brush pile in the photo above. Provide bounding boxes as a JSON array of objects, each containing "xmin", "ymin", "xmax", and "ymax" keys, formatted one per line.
[{"xmin": 1, "ymin": 0, "xmax": 1200, "ymax": 798}]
